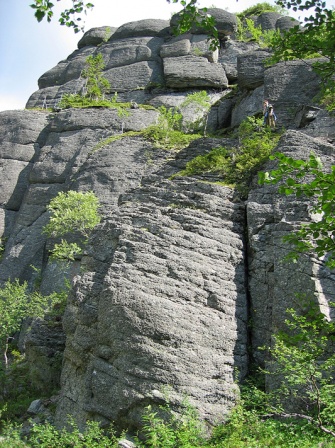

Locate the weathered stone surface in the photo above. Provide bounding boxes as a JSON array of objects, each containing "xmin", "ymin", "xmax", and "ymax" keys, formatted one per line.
[
  {"xmin": 56, "ymin": 172, "xmax": 248, "ymax": 431},
  {"xmin": 2, "ymin": 13, "xmax": 335, "ymax": 435},
  {"xmin": 78, "ymin": 26, "xmax": 116, "ymax": 48},
  {"xmin": 161, "ymin": 34, "xmax": 218, "ymax": 62},
  {"xmin": 294, "ymin": 105, "xmax": 321, "ymax": 128},
  {"xmin": 0, "ymin": 111, "xmax": 48, "ymax": 211},
  {"xmin": 26, "ymin": 86, "xmax": 62, "ymax": 110},
  {"xmin": 275, "ymin": 16, "xmax": 300, "ymax": 32},
  {"xmin": 45, "ymin": 107, "xmax": 159, "ymax": 133},
  {"xmin": 25, "ymin": 318, "xmax": 65, "ymax": 394},
  {"xmin": 171, "ymin": 8, "xmax": 238, "ymax": 37},
  {"xmin": 255, "ymin": 12, "xmax": 282, "ymax": 31},
  {"xmin": 301, "ymin": 109, "xmax": 335, "ymax": 141},
  {"xmin": 100, "ymin": 37, "xmax": 164, "ymax": 69},
  {"xmin": 216, "ymin": 96, "xmax": 235, "ymax": 129},
  {"xmin": 38, "ymin": 47, "xmax": 93, "ymax": 89},
  {"xmin": 163, "ymin": 56, "xmax": 228, "ymax": 88},
  {"xmin": 190, "ymin": 34, "xmax": 219, "ymax": 62},
  {"xmin": 237, "ymin": 49, "xmax": 271, "ymax": 89},
  {"xmin": 219, "ymin": 40, "xmax": 260, "ymax": 81},
  {"xmin": 160, "ymin": 34, "xmax": 191, "ymax": 58},
  {"xmin": 110, "ymin": 19, "xmax": 170, "ymax": 40},
  {"xmin": 263, "ymin": 59, "xmax": 322, "ymax": 128},
  {"xmin": 0, "ymin": 108, "xmax": 160, "ymax": 284},
  {"xmin": 0, "ymin": 183, "xmax": 62, "ymax": 283},
  {"xmin": 38, "ymin": 62, "xmax": 68, "ymax": 90},
  {"xmin": 231, "ymin": 85, "xmax": 264, "ymax": 128},
  {"xmin": 104, "ymin": 61, "xmax": 164, "ymax": 91},
  {"xmin": 247, "ymin": 130, "xmax": 335, "ymax": 367},
  {"xmin": 180, "ymin": 91, "xmax": 227, "ymax": 133}
]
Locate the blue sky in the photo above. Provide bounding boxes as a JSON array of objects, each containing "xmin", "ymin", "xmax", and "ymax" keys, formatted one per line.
[{"xmin": 0, "ymin": 0, "xmax": 331, "ymax": 111}]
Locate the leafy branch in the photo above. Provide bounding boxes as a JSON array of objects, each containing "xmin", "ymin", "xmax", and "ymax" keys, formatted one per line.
[
  {"xmin": 30, "ymin": 0, "xmax": 94, "ymax": 33},
  {"xmin": 259, "ymin": 152, "xmax": 335, "ymax": 268}
]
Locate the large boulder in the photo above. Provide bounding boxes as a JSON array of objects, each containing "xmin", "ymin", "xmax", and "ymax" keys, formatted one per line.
[
  {"xmin": 275, "ymin": 16, "xmax": 300, "ymax": 33},
  {"xmin": 255, "ymin": 12, "xmax": 282, "ymax": 31},
  {"xmin": 104, "ymin": 61, "xmax": 164, "ymax": 91},
  {"xmin": 56, "ymin": 161, "xmax": 248, "ymax": 431},
  {"xmin": 163, "ymin": 56, "xmax": 228, "ymax": 88},
  {"xmin": 110, "ymin": 19, "xmax": 170, "ymax": 40},
  {"xmin": 231, "ymin": 85, "xmax": 264, "ymax": 127},
  {"xmin": 301, "ymin": 110, "xmax": 335, "ymax": 141},
  {"xmin": 170, "ymin": 8, "xmax": 238, "ymax": 37},
  {"xmin": 0, "ymin": 107, "xmax": 159, "ymax": 284},
  {"xmin": 219, "ymin": 40, "xmax": 260, "ymax": 81},
  {"xmin": 100, "ymin": 37, "xmax": 164, "ymax": 69},
  {"xmin": 263, "ymin": 59, "xmax": 322, "ymax": 128},
  {"xmin": 237, "ymin": 49, "xmax": 271, "ymax": 89},
  {"xmin": 161, "ymin": 34, "xmax": 218, "ymax": 62},
  {"xmin": 38, "ymin": 47, "xmax": 94, "ymax": 89},
  {"xmin": 78, "ymin": 26, "xmax": 117, "ymax": 48},
  {"xmin": 0, "ymin": 111, "xmax": 48, "ymax": 231}
]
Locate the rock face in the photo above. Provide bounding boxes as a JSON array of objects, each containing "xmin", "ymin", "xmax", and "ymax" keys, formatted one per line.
[
  {"xmin": 248, "ymin": 131, "xmax": 335, "ymax": 367},
  {"xmin": 58, "ymin": 175, "xmax": 247, "ymax": 430},
  {"xmin": 1, "ymin": 7, "xmax": 335, "ymax": 435}
]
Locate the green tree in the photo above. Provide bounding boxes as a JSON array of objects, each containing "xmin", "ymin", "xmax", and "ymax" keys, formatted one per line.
[
  {"xmin": 261, "ymin": 300, "xmax": 335, "ymax": 438},
  {"xmin": 0, "ymin": 280, "xmax": 60, "ymax": 368},
  {"xmin": 43, "ymin": 190, "xmax": 101, "ymax": 260},
  {"xmin": 259, "ymin": 152, "xmax": 335, "ymax": 268}
]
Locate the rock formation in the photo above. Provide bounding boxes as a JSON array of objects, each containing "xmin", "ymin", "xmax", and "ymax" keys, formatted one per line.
[{"xmin": 1, "ymin": 7, "xmax": 335, "ymax": 434}]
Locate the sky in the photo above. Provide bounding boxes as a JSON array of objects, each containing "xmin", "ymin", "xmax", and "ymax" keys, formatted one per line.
[{"xmin": 0, "ymin": 0, "xmax": 332, "ymax": 111}]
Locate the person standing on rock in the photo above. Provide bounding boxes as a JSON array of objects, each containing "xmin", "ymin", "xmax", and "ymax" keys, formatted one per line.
[{"xmin": 263, "ymin": 99, "xmax": 277, "ymax": 128}]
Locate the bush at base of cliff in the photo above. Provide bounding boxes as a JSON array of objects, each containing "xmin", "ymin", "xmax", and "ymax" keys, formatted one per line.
[
  {"xmin": 0, "ymin": 419, "xmax": 120, "ymax": 448},
  {"xmin": 210, "ymin": 402, "xmax": 335, "ymax": 447},
  {"xmin": 2, "ymin": 400, "xmax": 335, "ymax": 447},
  {"xmin": 0, "ymin": 354, "xmax": 38, "ymax": 426}
]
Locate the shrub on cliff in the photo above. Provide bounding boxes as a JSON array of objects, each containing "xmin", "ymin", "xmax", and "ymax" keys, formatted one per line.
[
  {"xmin": 178, "ymin": 116, "xmax": 281, "ymax": 197},
  {"xmin": 43, "ymin": 190, "xmax": 101, "ymax": 261}
]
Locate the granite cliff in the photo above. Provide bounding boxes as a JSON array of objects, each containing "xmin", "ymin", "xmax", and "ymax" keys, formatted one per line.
[{"xmin": 1, "ymin": 8, "xmax": 335, "ymax": 433}]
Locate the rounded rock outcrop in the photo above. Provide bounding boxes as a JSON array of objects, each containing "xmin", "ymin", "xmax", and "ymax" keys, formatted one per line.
[
  {"xmin": 110, "ymin": 19, "xmax": 170, "ymax": 40},
  {"xmin": 77, "ymin": 26, "xmax": 117, "ymax": 48},
  {"xmin": 170, "ymin": 8, "xmax": 238, "ymax": 37}
]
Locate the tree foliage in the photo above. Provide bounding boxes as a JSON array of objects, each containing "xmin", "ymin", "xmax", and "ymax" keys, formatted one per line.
[
  {"xmin": 81, "ymin": 53, "xmax": 110, "ymax": 101},
  {"xmin": 30, "ymin": 0, "xmax": 94, "ymax": 33},
  {"xmin": 44, "ymin": 190, "xmax": 100, "ymax": 238},
  {"xmin": 262, "ymin": 299, "xmax": 335, "ymax": 438},
  {"xmin": 270, "ymin": 0, "xmax": 335, "ymax": 99},
  {"xmin": 0, "ymin": 280, "xmax": 61, "ymax": 367},
  {"xmin": 43, "ymin": 190, "xmax": 101, "ymax": 260},
  {"xmin": 181, "ymin": 116, "xmax": 281, "ymax": 197}
]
